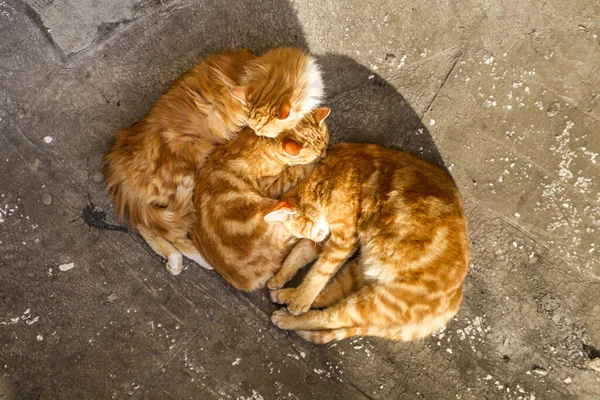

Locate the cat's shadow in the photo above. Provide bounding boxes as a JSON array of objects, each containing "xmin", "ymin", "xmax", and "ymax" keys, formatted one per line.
[{"xmin": 316, "ymin": 53, "xmax": 444, "ymax": 168}]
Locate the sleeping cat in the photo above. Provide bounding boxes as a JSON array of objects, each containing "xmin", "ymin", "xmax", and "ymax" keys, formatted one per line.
[
  {"xmin": 263, "ymin": 143, "xmax": 470, "ymax": 343},
  {"xmin": 190, "ymin": 108, "xmax": 330, "ymax": 292},
  {"xmin": 104, "ymin": 47, "xmax": 324, "ymax": 275}
]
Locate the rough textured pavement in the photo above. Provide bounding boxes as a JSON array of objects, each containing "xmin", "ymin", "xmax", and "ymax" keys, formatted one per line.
[{"xmin": 1, "ymin": 0, "xmax": 600, "ymax": 398}]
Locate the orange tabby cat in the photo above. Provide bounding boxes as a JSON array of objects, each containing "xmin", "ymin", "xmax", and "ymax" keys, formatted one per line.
[
  {"xmin": 263, "ymin": 143, "xmax": 470, "ymax": 343},
  {"xmin": 104, "ymin": 47, "xmax": 324, "ymax": 275},
  {"xmin": 190, "ymin": 108, "xmax": 330, "ymax": 292}
]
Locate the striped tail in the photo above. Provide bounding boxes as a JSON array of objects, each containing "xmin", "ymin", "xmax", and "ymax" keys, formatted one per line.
[
  {"xmin": 294, "ymin": 311, "xmax": 456, "ymax": 344},
  {"xmin": 160, "ymin": 175, "xmax": 195, "ymax": 228},
  {"xmin": 295, "ymin": 328, "xmax": 377, "ymax": 344}
]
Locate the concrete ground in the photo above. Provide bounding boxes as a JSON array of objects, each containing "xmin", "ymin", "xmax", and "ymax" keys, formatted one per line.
[{"xmin": 1, "ymin": 0, "xmax": 599, "ymax": 398}]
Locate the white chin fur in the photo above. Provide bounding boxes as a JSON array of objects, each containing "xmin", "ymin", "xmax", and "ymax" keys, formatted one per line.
[{"xmin": 316, "ymin": 214, "xmax": 330, "ymax": 236}]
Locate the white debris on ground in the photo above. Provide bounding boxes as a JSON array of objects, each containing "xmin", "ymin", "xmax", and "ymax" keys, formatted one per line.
[{"xmin": 58, "ymin": 262, "xmax": 75, "ymax": 272}]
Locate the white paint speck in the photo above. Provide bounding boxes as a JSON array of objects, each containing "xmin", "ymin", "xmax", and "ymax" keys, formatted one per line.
[
  {"xmin": 37, "ymin": 335, "xmax": 43, "ymax": 341},
  {"xmin": 43, "ymin": 136, "xmax": 53, "ymax": 144},
  {"xmin": 398, "ymin": 54, "xmax": 407, "ymax": 69},
  {"xmin": 429, "ymin": 119, "xmax": 436, "ymax": 126},
  {"xmin": 59, "ymin": 262, "xmax": 74, "ymax": 272},
  {"xmin": 232, "ymin": 358, "xmax": 241, "ymax": 366}
]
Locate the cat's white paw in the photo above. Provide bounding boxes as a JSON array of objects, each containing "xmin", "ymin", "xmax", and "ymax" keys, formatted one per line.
[
  {"xmin": 185, "ymin": 252, "xmax": 213, "ymax": 270},
  {"xmin": 166, "ymin": 253, "xmax": 183, "ymax": 275}
]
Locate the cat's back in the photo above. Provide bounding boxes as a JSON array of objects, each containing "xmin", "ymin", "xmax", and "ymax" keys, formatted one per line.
[
  {"xmin": 194, "ymin": 128, "xmax": 277, "ymax": 258},
  {"xmin": 323, "ymin": 143, "xmax": 460, "ymax": 209},
  {"xmin": 107, "ymin": 50, "xmax": 256, "ymax": 171},
  {"xmin": 167, "ymin": 49, "xmax": 256, "ymax": 106},
  {"xmin": 192, "ymin": 130, "xmax": 285, "ymax": 284},
  {"xmin": 324, "ymin": 143, "xmax": 469, "ymax": 286}
]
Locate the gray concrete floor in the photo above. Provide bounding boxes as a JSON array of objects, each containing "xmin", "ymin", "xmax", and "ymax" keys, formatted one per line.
[{"xmin": 1, "ymin": 0, "xmax": 599, "ymax": 398}]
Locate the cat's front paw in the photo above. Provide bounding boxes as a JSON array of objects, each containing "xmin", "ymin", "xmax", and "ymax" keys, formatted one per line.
[
  {"xmin": 270, "ymin": 288, "xmax": 296, "ymax": 304},
  {"xmin": 267, "ymin": 275, "xmax": 286, "ymax": 290},
  {"xmin": 271, "ymin": 309, "xmax": 293, "ymax": 330},
  {"xmin": 166, "ymin": 253, "xmax": 183, "ymax": 275},
  {"xmin": 287, "ymin": 294, "xmax": 314, "ymax": 316}
]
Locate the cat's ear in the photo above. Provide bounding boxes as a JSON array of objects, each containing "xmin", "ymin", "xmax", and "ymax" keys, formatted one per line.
[
  {"xmin": 314, "ymin": 107, "xmax": 331, "ymax": 127},
  {"xmin": 282, "ymin": 138, "xmax": 302, "ymax": 157},
  {"xmin": 264, "ymin": 201, "xmax": 296, "ymax": 222},
  {"xmin": 231, "ymin": 86, "xmax": 249, "ymax": 104},
  {"xmin": 278, "ymin": 99, "xmax": 296, "ymax": 120}
]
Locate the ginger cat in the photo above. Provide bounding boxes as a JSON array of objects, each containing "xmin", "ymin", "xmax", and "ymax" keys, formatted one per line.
[
  {"xmin": 263, "ymin": 143, "xmax": 470, "ymax": 343},
  {"xmin": 190, "ymin": 108, "xmax": 330, "ymax": 292},
  {"xmin": 104, "ymin": 47, "xmax": 324, "ymax": 275}
]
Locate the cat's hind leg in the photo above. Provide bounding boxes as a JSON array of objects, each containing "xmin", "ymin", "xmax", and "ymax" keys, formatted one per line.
[
  {"xmin": 138, "ymin": 226, "xmax": 183, "ymax": 275},
  {"xmin": 267, "ymin": 238, "xmax": 320, "ymax": 290},
  {"xmin": 284, "ymin": 232, "xmax": 358, "ymax": 315},
  {"xmin": 311, "ymin": 258, "xmax": 365, "ymax": 308},
  {"xmin": 272, "ymin": 284, "xmax": 377, "ymax": 331},
  {"xmin": 170, "ymin": 235, "xmax": 213, "ymax": 270},
  {"xmin": 294, "ymin": 328, "xmax": 371, "ymax": 344},
  {"xmin": 271, "ymin": 258, "xmax": 363, "ymax": 307}
]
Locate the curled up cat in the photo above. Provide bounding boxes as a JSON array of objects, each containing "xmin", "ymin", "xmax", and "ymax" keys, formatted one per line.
[
  {"xmin": 263, "ymin": 143, "xmax": 470, "ymax": 343},
  {"xmin": 104, "ymin": 47, "xmax": 324, "ymax": 275},
  {"xmin": 190, "ymin": 108, "xmax": 331, "ymax": 292}
]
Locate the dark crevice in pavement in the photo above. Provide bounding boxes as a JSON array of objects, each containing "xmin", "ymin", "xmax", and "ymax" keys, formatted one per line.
[
  {"xmin": 583, "ymin": 343, "xmax": 600, "ymax": 359},
  {"xmin": 421, "ymin": 44, "xmax": 465, "ymax": 119},
  {"xmin": 19, "ymin": 0, "xmax": 66, "ymax": 62},
  {"xmin": 65, "ymin": 0, "xmax": 189, "ymax": 62}
]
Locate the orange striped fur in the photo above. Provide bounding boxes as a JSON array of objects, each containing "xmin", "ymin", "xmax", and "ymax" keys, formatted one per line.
[
  {"xmin": 104, "ymin": 48, "xmax": 323, "ymax": 275},
  {"xmin": 265, "ymin": 143, "xmax": 470, "ymax": 343},
  {"xmin": 190, "ymin": 109, "xmax": 330, "ymax": 292}
]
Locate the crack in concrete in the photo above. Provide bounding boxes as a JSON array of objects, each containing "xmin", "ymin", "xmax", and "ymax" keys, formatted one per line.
[
  {"xmin": 421, "ymin": 44, "xmax": 465, "ymax": 119},
  {"xmin": 19, "ymin": 0, "xmax": 66, "ymax": 62}
]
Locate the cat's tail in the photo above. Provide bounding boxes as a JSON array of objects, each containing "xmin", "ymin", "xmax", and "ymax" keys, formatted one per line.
[
  {"xmin": 294, "ymin": 311, "xmax": 456, "ymax": 344},
  {"xmin": 294, "ymin": 328, "xmax": 371, "ymax": 344},
  {"xmin": 155, "ymin": 175, "xmax": 195, "ymax": 230}
]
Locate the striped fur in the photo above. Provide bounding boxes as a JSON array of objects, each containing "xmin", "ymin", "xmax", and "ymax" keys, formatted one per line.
[
  {"xmin": 190, "ymin": 110, "xmax": 330, "ymax": 292},
  {"xmin": 266, "ymin": 143, "xmax": 470, "ymax": 343},
  {"xmin": 104, "ymin": 48, "xmax": 324, "ymax": 275}
]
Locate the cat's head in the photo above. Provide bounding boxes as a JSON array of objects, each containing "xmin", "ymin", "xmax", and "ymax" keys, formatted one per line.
[
  {"xmin": 231, "ymin": 48, "xmax": 324, "ymax": 138},
  {"xmin": 264, "ymin": 200, "xmax": 330, "ymax": 243},
  {"xmin": 275, "ymin": 107, "xmax": 331, "ymax": 165},
  {"xmin": 230, "ymin": 85, "xmax": 296, "ymax": 137}
]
